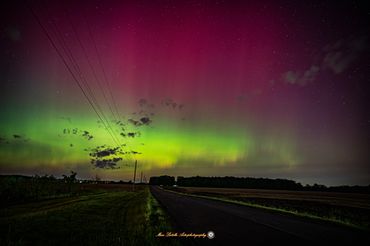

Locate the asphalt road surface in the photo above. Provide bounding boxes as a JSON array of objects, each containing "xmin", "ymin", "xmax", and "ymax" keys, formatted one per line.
[{"xmin": 151, "ymin": 186, "xmax": 370, "ymax": 245}]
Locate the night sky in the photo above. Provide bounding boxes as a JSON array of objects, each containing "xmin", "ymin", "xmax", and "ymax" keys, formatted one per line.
[{"xmin": 1, "ymin": 0, "xmax": 369, "ymax": 185}]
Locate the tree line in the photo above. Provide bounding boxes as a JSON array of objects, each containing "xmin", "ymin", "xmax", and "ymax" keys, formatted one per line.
[{"xmin": 149, "ymin": 175, "xmax": 370, "ymax": 193}]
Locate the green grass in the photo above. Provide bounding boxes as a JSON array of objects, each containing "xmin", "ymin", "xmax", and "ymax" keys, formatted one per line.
[
  {"xmin": 146, "ymin": 191, "xmax": 181, "ymax": 246},
  {"xmin": 0, "ymin": 187, "xmax": 179, "ymax": 246},
  {"xmin": 163, "ymin": 186, "xmax": 370, "ymax": 232}
]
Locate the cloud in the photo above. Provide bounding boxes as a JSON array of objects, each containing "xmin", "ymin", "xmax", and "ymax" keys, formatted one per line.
[
  {"xmin": 161, "ymin": 98, "xmax": 184, "ymax": 110},
  {"xmin": 128, "ymin": 118, "xmax": 141, "ymax": 126},
  {"xmin": 282, "ymin": 71, "xmax": 299, "ymax": 85},
  {"xmin": 128, "ymin": 116, "xmax": 152, "ymax": 127},
  {"xmin": 11, "ymin": 134, "xmax": 30, "ymax": 142},
  {"xmin": 281, "ymin": 35, "xmax": 367, "ymax": 86},
  {"xmin": 89, "ymin": 146, "xmax": 120, "ymax": 158},
  {"xmin": 322, "ymin": 35, "xmax": 368, "ymax": 74},
  {"xmin": 282, "ymin": 66, "xmax": 319, "ymax": 86},
  {"xmin": 93, "ymin": 158, "xmax": 122, "ymax": 169},
  {"xmin": 138, "ymin": 98, "xmax": 148, "ymax": 107},
  {"xmin": 81, "ymin": 130, "xmax": 93, "ymax": 140},
  {"xmin": 88, "ymin": 145, "xmax": 126, "ymax": 169},
  {"xmin": 299, "ymin": 65, "xmax": 320, "ymax": 86},
  {"xmin": 140, "ymin": 117, "xmax": 152, "ymax": 125},
  {"xmin": 127, "ymin": 132, "xmax": 140, "ymax": 138}
]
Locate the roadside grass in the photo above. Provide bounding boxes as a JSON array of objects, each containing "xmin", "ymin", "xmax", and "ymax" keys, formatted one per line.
[
  {"xmin": 164, "ymin": 186, "xmax": 370, "ymax": 231},
  {"xmin": 146, "ymin": 190, "xmax": 181, "ymax": 246},
  {"xmin": 0, "ymin": 186, "xmax": 178, "ymax": 246}
]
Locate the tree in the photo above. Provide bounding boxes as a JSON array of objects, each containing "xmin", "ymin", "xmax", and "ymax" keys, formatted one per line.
[
  {"xmin": 63, "ymin": 171, "xmax": 77, "ymax": 183},
  {"xmin": 149, "ymin": 175, "xmax": 175, "ymax": 186}
]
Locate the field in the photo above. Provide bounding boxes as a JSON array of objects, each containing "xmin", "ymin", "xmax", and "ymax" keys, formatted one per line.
[
  {"xmin": 0, "ymin": 179, "xmax": 179, "ymax": 246},
  {"xmin": 167, "ymin": 186, "xmax": 370, "ymax": 229}
]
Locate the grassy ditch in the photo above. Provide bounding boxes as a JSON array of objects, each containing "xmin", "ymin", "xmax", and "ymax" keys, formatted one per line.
[{"xmin": 0, "ymin": 184, "xmax": 178, "ymax": 246}]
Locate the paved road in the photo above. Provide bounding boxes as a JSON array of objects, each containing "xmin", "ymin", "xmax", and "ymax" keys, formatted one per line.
[{"xmin": 151, "ymin": 186, "xmax": 370, "ymax": 245}]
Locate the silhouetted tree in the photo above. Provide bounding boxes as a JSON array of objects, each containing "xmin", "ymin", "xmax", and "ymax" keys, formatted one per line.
[
  {"xmin": 63, "ymin": 171, "xmax": 77, "ymax": 183},
  {"xmin": 175, "ymin": 176, "xmax": 304, "ymax": 190},
  {"xmin": 149, "ymin": 175, "xmax": 175, "ymax": 186}
]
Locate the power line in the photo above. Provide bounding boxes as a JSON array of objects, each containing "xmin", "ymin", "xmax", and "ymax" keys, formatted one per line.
[
  {"xmin": 61, "ymin": 12, "xmax": 124, "ymax": 146},
  {"xmin": 48, "ymin": 12, "xmax": 122, "ymax": 147},
  {"xmin": 85, "ymin": 18, "xmax": 122, "ymax": 122},
  {"xmin": 28, "ymin": 1, "xmax": 138, "ymax": 165},
  {"xmin": 27, "ymin": 1, "xmax": 121, "ymax": 147}
]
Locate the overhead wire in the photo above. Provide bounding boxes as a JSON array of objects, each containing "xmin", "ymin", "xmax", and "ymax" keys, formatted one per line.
[
  {"xmin": 27, "ymin": 1, "xmax": 121, "ymax": 147},
  {"xmin": 59, "ymin": 11, "xmax": 123, "ymax": 146},
  {"xmin": 65, "ymin": 12, "xmax": 135, "ymax": 163},
  {"xmin": 66, "ymin": 13, "xmax": 120, "ymax": 129},
  {"xmin": 27, "ymin": 0, "xmax": 138, "ymax": 165},
  {"xmin": 85, "ymin": 18, "xmax": 122, "ymax": 122}
]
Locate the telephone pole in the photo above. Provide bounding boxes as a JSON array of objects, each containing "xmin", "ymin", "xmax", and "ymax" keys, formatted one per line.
[{"xmin": 133, "ymin": 160, "xmax": 137, "ymax": 191}]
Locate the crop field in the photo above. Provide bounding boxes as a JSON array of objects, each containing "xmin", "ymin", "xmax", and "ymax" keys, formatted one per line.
[
  {"xmin": 168, "ymin": 186, "xmax": 370, "ymax": 229},
  {"xmin": 0, "ymin": 179, "xmax": 178, "ymax": 246}
]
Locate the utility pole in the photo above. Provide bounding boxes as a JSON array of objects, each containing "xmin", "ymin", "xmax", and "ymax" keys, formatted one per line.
[
  {"xmin": 133, "ymin": 160, "xmax": 137, "ymax": 191},
  {"xmin": 140, "ymin": 171, "xmax": 143, "ymax": 184}
]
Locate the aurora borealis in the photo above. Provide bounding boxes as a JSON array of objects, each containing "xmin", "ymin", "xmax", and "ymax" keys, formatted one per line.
[{"xmin": 0, "ymin": 1, "xmax": 369, "ymax": 185}]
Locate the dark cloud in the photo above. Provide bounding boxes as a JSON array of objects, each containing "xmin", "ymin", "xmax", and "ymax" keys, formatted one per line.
[
  {"xmin": 88, "ymin": 145, "xmax": 125, "ymax": 169},
  {"xmin": 93, "ymin": 158, "xmax": 122, "ymax": 169},
  {"xmin": 88, "ymin": 144, "xmax": 140, "ymax": 169},
  {"xmin": 81, "ymin": 130, "xmax": 93, "ymax": 140},
  {"xmin": 89, "ymin": 146, "xmax": 120, "ymax": 158},
  {"xmin": 127, "ymin": 132, "xmax": 140, "ymax": 138},
  {"xmin": 11, "ymin": 134, "xmax": 29, "ymax": 142},
  {"xmin": 128, "ymin": 118, "xmax": 141, "ymax": 126},
  {"xmin": 62, "ymin": 128, "xmax": 93, "ymax": 140},
  {"xmin": 128, "ymin": 117, "xmax": 152, "ymax": 126},
  {"xmin": 161, "ymin": 98, "xmax": 185, "ymax": 111},
  {"xmin": 140, "ymin": 117, "xmax": 151, "ymax": 125},
  {"xmin": 115, "ymin": 120, "xmax": 125, "ymax": 127},
  {"xmin": 131, "ymin": 151, "xmax": 142, "ymax": 154}
]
